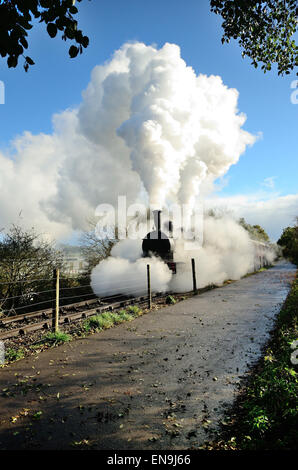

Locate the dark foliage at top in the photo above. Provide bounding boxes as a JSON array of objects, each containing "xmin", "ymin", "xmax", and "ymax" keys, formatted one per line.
[
  {"xmin": 211, "ymin": 0, "xmax": 298, "ymax": 75},
  {"xmin": 0, "ymin": 0, "xmax": 89, "ymax": 71}
]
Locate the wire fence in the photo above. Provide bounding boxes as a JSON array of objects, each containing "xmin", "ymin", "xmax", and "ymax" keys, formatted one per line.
[
  {"xmin": 0, "ymin": 272, "xmax": 152, "ymax": 317},
  {"xmin": 0, "ymin": 270, "xmax": 92, "ymax": 315},
  {"xmin": 0, "ymin": 274, "xmax": 90, "ymax": 286}
]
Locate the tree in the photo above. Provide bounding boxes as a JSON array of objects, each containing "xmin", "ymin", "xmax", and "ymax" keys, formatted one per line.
[
  {"xmin": 2, "ymin": 1, "xmax": 297, "ymax": 76},
  {"xmin": 238, "ymin": 217, "xmax": 270, "ymax": 242},
  {"xmin": 251, "ymin": 224, "xmax": 270, "ymax": 242},
  {"xmin": 0, "ymin": 0, "xmax": 89, "ymax": 71},
  {"xmin": 210, "ymin": 0, "xmax": 298, "ymax": 75},
  {"xmin": 80, "ymin": 218, "xmax": 118, "ymax": 273},
  {"xmin": 277, "ymin": 218, "xmax": 298, "ymax": 264},
  {"xmin": 0, "ymin": 224, "xmax": 64, "ymax": 314}
]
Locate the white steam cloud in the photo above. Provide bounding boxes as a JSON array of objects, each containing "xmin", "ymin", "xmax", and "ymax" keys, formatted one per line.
[
  {"xmin": 0, "ymin": 41, "xmax": 272, "ymax": 295},
  {"xmin": 91, "ymin": 215, "xmax": 276, "ymax": 297},
  {"xmin": 170, "ymin": 217, "xmax": 256, "ymax": 292},
  {"xmin": 0, "ymin": 42, "xmax": 255, "ymax": 237},
  {"xmin": 91, "ymin": 255, "xmax": 172, "ymax": 298}
]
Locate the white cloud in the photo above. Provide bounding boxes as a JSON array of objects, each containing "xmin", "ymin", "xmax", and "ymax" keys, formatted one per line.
[
  {"xmin": 206, "ymin": 192, "xmax": 298, "ymax": 241},
  {"xmin": 261, "ymin": 176, "xmax": 276, "ymax": 189}
]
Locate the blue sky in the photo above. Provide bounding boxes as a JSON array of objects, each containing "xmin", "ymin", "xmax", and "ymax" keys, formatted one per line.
[{"xmin": 0, "ymin": 0, "xmax": 297, "ymax": 240}]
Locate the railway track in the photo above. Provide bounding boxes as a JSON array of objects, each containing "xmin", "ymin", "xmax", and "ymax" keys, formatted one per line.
[
  {"xmin": 0, "ymin": 296, "xmax": 99, "ymax": 327},
  {"xmin": 0, "ymin": 293, "xmax": 165, "ymax": 341}
]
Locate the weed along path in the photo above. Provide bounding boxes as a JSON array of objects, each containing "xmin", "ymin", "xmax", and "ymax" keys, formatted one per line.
[{"xmin": 0, "ymin": 261, "xmax": 295, "ymax": 450}]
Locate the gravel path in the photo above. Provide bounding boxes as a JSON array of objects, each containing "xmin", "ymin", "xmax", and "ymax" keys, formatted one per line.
[{"xmin": 0, "ymin": 261, "xmax": 295, "ymax": 450}]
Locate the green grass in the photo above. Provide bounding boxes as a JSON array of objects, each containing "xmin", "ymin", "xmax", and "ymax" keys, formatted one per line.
[
  {"xmin": 166, "ymin": 295, "xmax": 176, "ymax": 304},
  {"xmin": 83, "ymin": 314, "xmax": 112, "ymax": 332},
  {"xmin": 126, "ymin": 305, "xmax": 142, "ymax": 316},
  {"xmin": 42, "ymin": 331, "xmax": 71, "ymax": 345},
  {"xmin": 109, "ymin": 312, "xmax": 125, "ymax": 324},
  {"xmin": 258, "ymin": 267, "xmax": 268, "ymax": 272},
  {"xmin": 242, "ymin": 264, "xmax": 273, "ymax": 278},
  {"xmin": 5, "ymin": 347, "xmax": 25, "ymax": 362},
  {"xmin": 83, "ymin": 306, "xmax": 143, "ymax": 332},
  {"xmin": 204, "ymin": 273, "xmax": 298, "ymax": 450},
  {"xmin": 83, "ymin": 309, "xmax": 136, "ymax": 332},
  {"xmin": 118, "ymin": 311, "xmax": 134, "ymax": 321}
]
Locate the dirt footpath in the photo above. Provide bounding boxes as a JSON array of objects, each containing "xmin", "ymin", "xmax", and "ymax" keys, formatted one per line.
[{"xmin": 0, "ymin": 261, "xmax": 295, "ymax": 450}]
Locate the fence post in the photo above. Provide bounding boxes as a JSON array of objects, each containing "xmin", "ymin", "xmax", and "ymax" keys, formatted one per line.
[
  {"xmin": 53, "ymin": 268, "xmax": 60, "ymax": 332},
  {"xmin": 191, "ymin": 258, "xmax": 198, "ymax": 294},
  {"xmin": 147, "ymin": 264, "xmax": 152, "ymax": 309}
]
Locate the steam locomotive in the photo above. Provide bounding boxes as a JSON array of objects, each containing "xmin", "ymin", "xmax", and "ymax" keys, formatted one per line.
[
  {"xmin": 142, "ymin": 210, "xmax": 177, "ymax": 273},
  {"xmin": 142, "ymin": 210, "xmax": 274, "ymax": 274}
]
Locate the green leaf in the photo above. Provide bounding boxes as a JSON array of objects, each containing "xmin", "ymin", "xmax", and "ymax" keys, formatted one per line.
[
  {"xmin": 69, "ymin": 45, "xmax": 79, "ymax": 58},
  {"xmin": 39, "ymin": 0, "xmax": 52, "ymax": 8},
  {"xmin": 7, "ymin": 56, "xmax": 18, "ymax": 68},
  {"xmin": 47, "ymin": 23, "xmax": 57, "ymax": 38},
  {"xmin": 69, "ymin": 6, "xmax": 78, "ymax": 14},
  {"xmin": 20, "ymin": 36, "xmax": 29, "ymax": 49},
  {"xmin": 25, "ymin": 56, "xmax": 35, "ymax": 65},
  {"xmin": 81, "ymin": 36, "xmax": 89, "ymax": 48}
]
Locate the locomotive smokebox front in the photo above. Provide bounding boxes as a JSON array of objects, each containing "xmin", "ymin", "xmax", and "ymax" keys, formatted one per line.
[{"xmin": 142, "ymin": 210, "xmax": 174, "ymax": 264}]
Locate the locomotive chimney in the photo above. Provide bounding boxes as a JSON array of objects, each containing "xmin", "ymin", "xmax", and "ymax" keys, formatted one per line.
[
  {"xmin": 153, "ymin": 210, "xmax": 161, "ymax": 239},
  {"xmin": 168, "ymin": 220, "xmax": 173, "ymax": 238}
]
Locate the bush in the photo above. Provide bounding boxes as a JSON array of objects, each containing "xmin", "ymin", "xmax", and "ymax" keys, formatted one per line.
[
  {"xmin": 277, "ymin": 222, "xmax": 298, "ymax": 266},
  {"xmin": 0, "ymin": 225, "xmax": 64, "ymax": 314}
]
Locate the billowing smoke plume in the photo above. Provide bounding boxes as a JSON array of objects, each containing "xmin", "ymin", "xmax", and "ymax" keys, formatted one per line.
[
  {"xmin": 0, "ymin": 42, "xmax": 255, "ymax": 238},
  {"xmin": 0, "ymin": 41, "xmax": 267, "ymax": 294}
]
